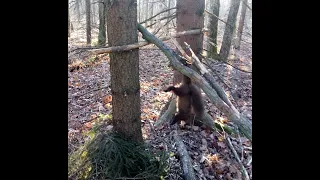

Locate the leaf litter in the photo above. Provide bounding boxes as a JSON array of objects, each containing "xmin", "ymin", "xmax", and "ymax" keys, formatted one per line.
[{"xmin": 68, "ymin": 39, "xmax": 252, "ymax": 179}]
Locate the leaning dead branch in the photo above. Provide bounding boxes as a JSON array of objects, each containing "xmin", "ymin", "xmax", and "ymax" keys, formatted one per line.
[
  {"xmin": 89, "ymin": 29, "xmax": 207, "ymax": 55},
  {"xmin": 173, "ymin": 130, "xmax": 196, "ymax": 180},
  {"xmin": 226, "ymin": 137, "xmax": 250, "ymax": 180},
  {"xmin": 137, "ymin": 23, "xmax": 252, "ymax": 141}
]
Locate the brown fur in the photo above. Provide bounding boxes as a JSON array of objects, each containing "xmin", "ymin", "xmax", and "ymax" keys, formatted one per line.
[{"xmin": 164, "ymin": 75, "xmax": 204, "ymax": 126}]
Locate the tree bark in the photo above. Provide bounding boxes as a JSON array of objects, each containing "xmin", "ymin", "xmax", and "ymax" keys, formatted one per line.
[
  {"xmin": 68, "ymin": 1, "xmax": 70, "ymax": 37},
  {"xmin": 175, "ymin": 0, "xmax": 205, "ymax": 86},
  {"xmin": 219, "ymin": 0, "xmax": 240, "ymax": 60},
  {"xmin": 143, "ymin": 0, "xmax": 149, "ymax": 26},
  {"xmin": 149, "ymin": 0, "xmax": 153, "ymax": 28},
  {"xmin": 208, "ymin": 0, "xmax": 220, "ymax": 56},
  {"xmin": 86, "ymin": 0, "xmax": 92, "ymax": 45},
  {"xmin": 76, "ymin": 0, "xmax": 81, "ymax": 23},
  {"xmin": 234, "ymin": 0, "xmax": 248, "ymax": 49},
  {"xmin": 176, "ymin": 0, "xmax": 205, "ymax": 58},
  {"xmin": 137, "ymin": 23, "xmax": 252, "ymax": 141},
  {"xmin": 98, "ymin": 0, "xmax": 107, "ymax": 46},
  {"xmin": 107, "ymin": 0, "xmax": 142, "ymax": 142}
]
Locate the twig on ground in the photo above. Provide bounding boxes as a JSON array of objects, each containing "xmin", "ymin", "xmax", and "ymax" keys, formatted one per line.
[{"xmin": 226, "ymin": 136, "xmax": 250, "ymax": 180}]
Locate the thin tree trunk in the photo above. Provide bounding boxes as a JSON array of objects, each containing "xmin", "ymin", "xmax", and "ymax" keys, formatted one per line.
[
  {"xmin": 165, "ymin": 0, "xmax": 170, "ymax": 35},
  {"xmin": 106, "ymin": 0, "xmax": 142, "ymax": 142},
  {"xmin": 138, "ymin": 0, "xmax": 141, "ymax": 22},
  {"xmin": 98, "ymin": 0, "xmax": 106, "ymax": 46},
  {"xmin": 92, "ymin": 1, "xmax": 96, "ymax": 25},
  {"xmin": 68, "ymin": 1, "xmax": 70, "ymax": 37},
  {"xmin": 149, "ymin": 0, "xmax": 153, "ymax": 28},
  {"xmin": 234, "ymin": 0, "xmax": 248, "ymax": 49},
  {"xmin": 86, "ymin": 0, "xmax": 91, "ymax": 45},
  {"xmin": 208, "ymin": 0, "xmax": 220, "ymax": 57},
  {"xmin": 144, "ymin": 0, "xmax": 149, "ymax": 26},
  {"xmin": 76, "ymin": 0, "xmax": 81, "ymax": 23},
  {"xmin": 219, "ymin": 0, "xmax": 240, "ymax": 60}
]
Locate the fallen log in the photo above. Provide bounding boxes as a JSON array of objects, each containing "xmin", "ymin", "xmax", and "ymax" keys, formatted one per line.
[{"xmin": 173, "ymin": 130, "xmax": 196, "ymax": 180}]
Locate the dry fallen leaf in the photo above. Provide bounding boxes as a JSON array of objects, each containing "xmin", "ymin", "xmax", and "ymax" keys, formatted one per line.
[
  {"xmin": 104, "ymin": 103, "xmax": 112, "ymax": 109},
  {"xmin": 207, "ymin": 154, "xmax": 219, "ymax": 162},
  {"xmin": 103, "ymin": 95, "xmax": 112, "ymax": 104}
]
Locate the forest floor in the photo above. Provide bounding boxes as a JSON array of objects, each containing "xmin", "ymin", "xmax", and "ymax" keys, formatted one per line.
[{"xmin": 68, "ymin": 29, "xmax": 252, "ymax": 180}]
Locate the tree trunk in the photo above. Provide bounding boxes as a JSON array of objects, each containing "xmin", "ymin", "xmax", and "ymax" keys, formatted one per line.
[
  {"xmin": 86, "ymin": 0, "xmax": 92, "ymax": 45},
  {"xmin": 176, "ymin": 0, "xmax": 205, "ymax": 58},
  {"xmin": 165, "ymin": 0, "xmax": 170, "ymax": 35},
  {"xmin": 175, "ymin": 0, "xmax": 205, "ymax": 85},
  {"xmin": 138, "ymin": 0, "xmax": 141, "ymax": 22},
  {"xmin": 106, "ymin": 0, "xmax": 142, "ymax": 142},
  {"xmin": 219, "ymin": 0, "xmax": 240, "ymax": 60},
  {"xmin": 98, "ymin": 0, "xmax": 106, "ymax": 46},
  {"xmin": 144, "ymin": 0, "xmax": 149, "ymax": 26},
  {"xmin": 68, "ymin": 1, "xmax": 70, "ymax": 37},
  {"xmin": 92, "ymin": 1, "xmax": 96, "ymax": 25},
  {"xmin": 149, "ymin": 0, "xmax": 153, "ymax": 28},
  {"xmin": 234, "ymin": 0, "xmax": 248, "ymax": 49},
  {"xmin": 76, "ymin": 0, "xmax": 81, "ymax": 23},
  {"xmin": 208, "ymin": 0, "xmax": 220, "ymax": 57}
]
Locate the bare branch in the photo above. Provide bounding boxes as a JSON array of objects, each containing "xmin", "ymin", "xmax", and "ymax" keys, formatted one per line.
[
  {"xmin": 145, "ymin": 13, "xmax": 176, "ymax": 29},
  {"xmin": 226, "ymin": 137, "xmax": 250, "ymax": 180},
  {"xmin": 152, "ymin": 15, "xmax": 176, "ymax": 36},
  {"xmin": 139, "ymin": 7, "xmax": 176, "ymax": 25},
  {"xmin": 241, "ymin": 0, "xmax": 252, "ymax": 11},
  {"xmin": 205, "ymin": 9, "xmax": 233, "ymax": 27},
  {"xmin": 207, "ymin": 57, "xmax": 252, "ymax": 73},
  {"xmin": 89, "ymin": 29, "xmax": 207, "ymax": 55}
]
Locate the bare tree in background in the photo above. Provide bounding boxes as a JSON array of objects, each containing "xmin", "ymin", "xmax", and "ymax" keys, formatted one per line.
[
  {"xmin": 75, "ymin": 0, "xmax": 81, "ymax": 23},
  {"xmin": 149, "ymin": 0, "xmax": 154, "ymax": 28},
  {"xmin": 106, "ymin": 0, "xmax": 143, "ymax": 142},
  {"xmin": 143, "ymin": 0, "xmax": 149, "ymax": 26},
  {"xmin": 98, "ymin": 0, "xmax": 107, "ymax": 46},
  {"xmin": 234, "ymin": 0, "xmax": 248, "ymax": 49},
  {"xmin": 92, "ymin": 1, "xmax": 96, "ymax": 25},
  {"xmin": 219, "ymin": 0, "xmax": 240, "ymax": 60},
  {"xmin": 68, "ymin": 1, "xmax": 70, "ymax": 37},
  {"xmin": 208, "ymin": 0, "xmax": 220, "ymax": 57},
  {"xmin": 86, "ymin": 0, "xmax": 91, "ymax": 45}
]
